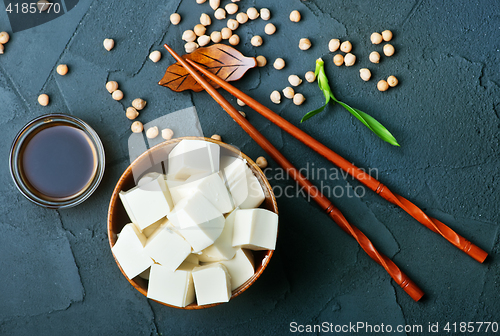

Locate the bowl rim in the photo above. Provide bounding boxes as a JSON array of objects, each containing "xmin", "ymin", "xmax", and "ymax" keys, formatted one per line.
[{"xmin": 107, "ymin": 136, "xmax": 278, "ymax": 309}]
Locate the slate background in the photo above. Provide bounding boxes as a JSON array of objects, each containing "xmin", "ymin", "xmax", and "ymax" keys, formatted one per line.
[{"xmin": 0, "ymin": 0, "xmax": 499, "ymax": 335}]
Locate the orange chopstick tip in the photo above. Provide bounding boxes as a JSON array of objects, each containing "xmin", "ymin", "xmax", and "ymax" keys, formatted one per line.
[
  {"xmin": 401, "ymin": 279, "xmax": 424, "ymax": 302},
  {"xmin": 467, "ymin": 244, "xmax": 488, "ymax": 263}
]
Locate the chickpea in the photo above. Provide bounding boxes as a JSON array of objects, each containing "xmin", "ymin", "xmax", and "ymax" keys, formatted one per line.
[
  {"xmin": 333, "ymin": 54, "xmax": 344, "ymax": 66},
  {"xmin": 256, "ymin": 156, "xmax": 268, "ymax": 169},
  {"xmin": 228, "ymin": 34, "xmax": 240, "ymax": 45},
  {"xmin": 112, "ymin": 90, "xmax": 124, "ymax": 101},
  {"xmin": 214, "ymin": 8, "xmax": 226, "ymax": 20},
  {"xmin": 149, "ymin": 50, "xmax": 162, "ymax": 62},
  {"xmin": 162, "ymin": 128, "xmax": 174, "ymax": 140},
  {"xmin": 0, "ymin": 44, "xmax": 4, "ymax": 54},
  {"xmin": 103, "ymin": 38, "xmax": 114, "ymax": 51},
  {"xmin": 328, "ymin": 39, "xmax": 340, "ymax": 52},
  {"xmin": 106, "ymin": 81, "xmax": 119, "ymax": 93},
  {"xmin": 251, "ymin": 35, "xmax": 263, "ymax": 47},
  {"xmin": 344, "ymin": 53, "xmax": 356, "ymax": 66},
  {"xmin": 260, "ymin": 8, "xmax": 271, "ymax": 20},
  {"xmin": 237, "ymin": 99, "xmax": 246, "ymax": 106},
  {"xmin": 236, "ymin": 12, "xmax": 248, "ymax": 24},
  {"xmin": 247, "ymin": 7, "xmax": 259, "ymax": 20},
  {"xmin": 387, "ymin": 75, "xmax": 398, "ymax": 87},
  {"xmin": 369, "ymin": 51, "xmax": 381, "ymax": 63},
  {"xmin": 377, "ymin": 80, "xmax": 389, "ymax": 92},
  {"xmin": 209, "ymin": 0, "xmax": 220, "ymax": 10},
  {"xmin": 371, "ymin": 32, "xmax": 383, "ymax": 44},
  {"xmin": 225, "ymin": 3, "xmax": 238, "ymax": 15},
  {"xmin": 170, "ymin": 13, "xmax": 181, "ymax": 25},
  {"xmin": 197, "ymin": 35, "xmax": 211, "ymax": 47},
  {"xmin": 185, "ymin": 42, "xmax": 199, "ymax": 53},
  {"xmin": 305, "ymin": 71, "xmax": 316, "ymax": 83},
  {"xmin": 211, "ymin": 134, "xmax": 222, "ymax": 141},
  {"xmin": 0, "ymin": 32, "xmax": 10, "ymax": 44},
  {"xmin": 383, "ymin": 43, "xmax": 395, "ymax": 56},
  {"xmin": 194, "ymin": 24, "xmax": 206, "ymax": 36},
  {"xmin": 210, "ymin": 31, "xmax": 222, "ymax": 43},
  {"xmin": 264, "ymin": 23, "xmax": 276, "ymax": 35},
  {"xmin": 340, "ymin": 41, "xmax": 352, "ymax": 53},
  {"xmin": 239, "ymin": 111, "xmax": 246, "ymax": 118},
  {"xmin": 256, "ymin": 55, "xmax": 267, "ymax": 67},
  {"xmin": 182, "ymin": 30, "xmax": 197, "ymax": 42},
  {"xmin": 270, "ymin": 90, "xmax": 281, "ymax": 104},
  {"xmin": 132, "ymin": 98, "xmax": 147, "ymax": 110},
  {"xmin": 288, "ymin": 75, "xmax": 302, "ymax": 87},
  {"xmin": 382, "ymin": 30, "xmax": 393, "ymax": 41},
  {"xmin": 131, "ymin": 121, "xmax": 144, "ymax": 133},
  {"xmin": 290, "ymin": 10, "xmax": 301, "ymax": 22},
  {"xmin": 227, "ymin": 19, "xmax": 239, "ymax": 30},
  {"xmin": 299, "ymin": 38, "xmax": 312, "ymax": 50},
  {"xmin": 196, "ymin": 0, "xmax": 206, "ymax": 3},
  {"xmin": 146, "ymin": 126, "xmax": 159, "ymax": 139},
  {"xmin": 126, "ymin": 107, "xmax": 139, "ymax": 120},
  {"xmin": 359, "ymin": 68, "xmax": 371, "ymax": 81},
  {"xmin": 273, "ymin": 58, "xmax": 285, "ymax": 70},
  {"xmin": 37, "ymin": 0, "xmax": 50, "ymax": 11},
  {"xmin": 282, "ymin": 87, "xmax": 295, "ymax": 99},
  {"xmin": 38, "ymin": 94, "xmax": 49, "ymax": 106},
  {"xmin": 200, "ymin": 13, "xmax": 211, "ymax": 26},
  {"xmin": 56, "ymin": 64, "xmax": 68, "ymax": 76},
  {"xmin": 293, "ymin": 93, "xmax": 306, "ymax": 105},
  {"xmin": 221, "ymin": 27, "xmax": 232, "ymax": 39}
]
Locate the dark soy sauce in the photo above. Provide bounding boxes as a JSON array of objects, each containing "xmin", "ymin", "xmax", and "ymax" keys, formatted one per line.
[{"xmin": 20, "ymin": 124, "xmax": 97, "ymax": 200}]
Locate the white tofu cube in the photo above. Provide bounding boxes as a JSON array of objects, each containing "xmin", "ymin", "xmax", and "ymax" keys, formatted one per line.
[
  {"xmin": 232, "ymin": 209, "xmax": 278, "ymax": 250},
  {"xmin": 119, "ymin": 175, "xmax": 174, "ymax": 231},
  {"xmin": 192, "ymin": 263, "xmax": 231, "ymax": 306},
  {"xmin": 136, "ymin": 217, "xmax": 162, "ymax": 238},
  {"xmin": 219, "ymin": 249, "xmax": 255, "ymax": 290},
  {"xmin": 112, "ymin": 223, "xmax": 154, "ymax": 279},
  {"xmin": 137, "ymin": 172, "xmax": 163, "ymax": 187},
  {"xmin": 147, "ymin": 262, "xmax": 196, "ymax": 307},
  {"xmin": 167, "ymin": 140, "xmax": 220, "ymax": 180},
  {"xmin": 168, "ymin": 192, "xmax": 225, "ymax": 253},
  {"xmin": 169, "ymin": 173, "xmax": 234, "ymax": 213},
  {"xmin": 144, "ymin": 219, "xmax": 192, "ymax": 271},
  {"xmin": 199, "ymin": 209, "xmax": 239, "ymax": 262}
]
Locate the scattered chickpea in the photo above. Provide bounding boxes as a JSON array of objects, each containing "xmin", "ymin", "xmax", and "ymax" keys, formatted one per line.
[
  {"xmin": 37, "ymin": 0, "xmax": 50, "ymax": 11},
  {"xmin": 305, "ymin": 71, "xmax": 316, "ymax": 83},
  {"xmin": 162, "ymin": 128, "xmax": 174, "ymax": 140},
  {"xmin": 387, "ymin": 75, "xmax": 398, "ymax": 87},
  {"xmin": 251, "ymin": 35, "xmax": 263, "ymax": 47},
  {"xmin": 247, "ymin": 7, "xmax": 259, "ymax": 20},
  {"xmin": 270, "ymin": 90, "xmax": 281, "ymax": 104},
  {"xmin": 290, "ymin": 10, "xmax": 301, "ymax": 22},
  {"xmin": 196, "ymin": 0, "xmax": 206, "ymax": 3},
  {"xmin": 106, "ymin": 81, "xmax": 118, "ymax": 93},
  {"xmin": 112, "ymin": 90, "xmax": 124, "ymax": 101},
  {"xmin": 344, "ymin": 53, "xmax": 356, "ymax": 66},
  {"xmin": 369, "ymin": 51, "xmax": 381, "ymax": 63},
  {"xmin": 214, "ymin": 8, "xmax": 226, "ymax": 20},
  {"xmin": 209, "ymin": 0, "xmax": 220, "ymax": 10},
  {"xmin": 236, "ymin": 12, "xmax": 248, "ymax": 24},
  {"xmin": 197, "ymin": 35, "xmax": 211, "ymax": 47},
  {"xmin": 273, "ymin": 58, "xmax": 285, "ymax": 70},
  {"xmin": 299, "ymin": 38, "xmax": 311, "ymax": 50},
  {"xmin": 182, "ymin": 30, "xmax": 197, "ymax": 42},
  {"xmin": 131, "ymin": 121, "xmax": 144, "ymax": 133},
  {"xmin": 237, "ymin": 99, "xmax": 246, "ymax": 106},
  {"xmin": 383, "ymin": 44, "xmax": 395, "ymax": 56},
  {"xmin": 227, "ymin": 19, "xmax": 239, "ymax": 30},
  {"xmin": 333, "ymin": 54, "xmax": 344, "ymax": 66},
  {"xmin": 370, "ymin": 32, "xmax": 383, "ymax": 44},
  {"xmin": 377, "ymin": 80, "xmax": 389, "ymax": 92},
  {"xmin": 0, "ymin": 31, "xmax": 10, "ymax": 44},
  {"xmin": 211, "ymin": 134, "xmax": 222, "ymax": 141},
  {"xmin": 0, "ymin": 44, "xmax": 4, "ymax": 54},
  {"xmin": 256, "ymin": 156, "xmax": 268, "ymax": 169},
  {"xmin": 210, "ymin": 31, "xmax": 222, "ymax": 43},
  {"xmin": 225, "ymin": 3, "xmax": 238, "ymax": 15},
  {"xmin": 293, "ymin": 93, "xmax": 306, "ymax": 106},
  {"xmin": 103, "ymin": 38, "xmax": 114, "ymax": 51},
  {"xmin": 146, "ymin": 126, "xmax": 159, "ymax": 139},
  {"xmin": 170, "ymin": 13, "xmax": 181, "ymax": 25},
  {"xmin": 38, "ymin": 94, "xmax": 49, "ymax": 106},
  {"xmin": 359, "ymin": 68, "xmax": 371, "ymax": 81},
  {"xmin": 194, "ymin": 24, "xmax": 206, "ymax": 36},
  {"xmin": 200, "ymin": 13, "xmax": 211, "ymax": 26},
  {"xmin": 382, "ymin": 30, "xmax": 393, "ymax": 41},
  {"xmin": 288, "ymin": 75, "xmax": 302, "ymax": 87},
  {"xmin": 132, "ymin": 98, "xmax": 147, "ymax": 110},
  {"xmin": 328, "ymin": 39, "xmax": 340, "ymax": 52},
  {"xmin": 340, "ymin": 41, "xmax": 352, "ymax": 53},
  {"xmin": 260, "ymin": 8, "xmax": 271, "ymax": 20},
  {"xmin": 126, "ymin": 107, "xmax": 139, "ymax": 120},
  {"xmin": 149, "ymin": 50, "xmax": 162, "ymax": 63},
  {"xmin": 282, "ymin": 87, "xmax": 295, "ymax": 99},
  {"xmin": 228, "ymin": 34, "xmax": 240, "ymax": 46},
  {"xmin": 238, "ymin": 111, "xmax": 246, "ymax": 118},
  {"xmin": 264, "ymin": 23, "xmax": 276, "ymax": 35},
  {"xmin": 221, "ymin": 27, "xmax": 232, "ymax": 39},
  {"xmin": 256, "ymin": 55, "xmax": 267, "ymax": 67},
  {"xmin": 185, "ymin": 42, "xmax": 199, "ymax": 53},
  {"xmin": 56, "ymin": 64, "xmax": 68, "ymax": 76}
]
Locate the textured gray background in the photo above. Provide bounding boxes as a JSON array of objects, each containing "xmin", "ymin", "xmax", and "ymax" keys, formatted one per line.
[{"xmin": 0, "ymin": 0, "xmax": 499, "ymax": 335}]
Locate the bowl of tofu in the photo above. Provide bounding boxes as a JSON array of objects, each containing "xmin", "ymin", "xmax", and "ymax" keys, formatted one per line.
[{"xmin": 108, "ymin": 137, "xmax": 278, "ymax": 309}]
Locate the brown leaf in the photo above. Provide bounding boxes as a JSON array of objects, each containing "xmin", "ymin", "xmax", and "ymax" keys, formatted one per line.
[{"xmin": 159, "ymin": 44, "xmax": 257, "ymax": 92}]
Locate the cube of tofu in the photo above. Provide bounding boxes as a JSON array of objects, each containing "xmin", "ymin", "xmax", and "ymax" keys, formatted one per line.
[
  {"xmin": 168, "ymin": 192, "xmax": 225, "ymax": 253},
  {"xmin": 112, "ymin": 223, "xmax": 154, "ymax": 279},
  {"xmin": 167, "ymin": 140, "xmax": 220, "ymax": 180},
  {"xmin": 232, "ymin": 209, "xmax": 278, "ymax": 250},
  {"xmin": 199, "ymin": 209, "xmax": 239, "ymax": 262},
  {"xmin": 147, "ymin": 262, "xmax": 196, "ymax": 307},
  {"xmin": 219, "ymin": 249, "xmax": 255, "ymax": 290},
  {"xmin": 192, "ymin": 263, "xmax": 231, "ymax": 306},
  {"xmin": 119, "ymin": 174, "xmax": 174, "ymax": 231},
  {"xmin": 144, "ymin": 219, "xmax": 192, "ymax": 271}
]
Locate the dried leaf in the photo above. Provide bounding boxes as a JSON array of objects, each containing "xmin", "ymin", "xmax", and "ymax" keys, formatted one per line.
[{"xmin": 159, "ymin": 44, "xmax": 257, "ymax": 92}]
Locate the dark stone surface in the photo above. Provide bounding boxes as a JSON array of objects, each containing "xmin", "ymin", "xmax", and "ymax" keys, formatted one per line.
[{"xmin": 0, "ymin": 0, "xmax": 499, "ymax": 335}]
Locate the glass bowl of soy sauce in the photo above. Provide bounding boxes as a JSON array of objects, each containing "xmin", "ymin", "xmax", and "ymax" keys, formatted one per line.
[{"xmin": 10, "ymin": 114, "xmax": 105, "ymax": 209}]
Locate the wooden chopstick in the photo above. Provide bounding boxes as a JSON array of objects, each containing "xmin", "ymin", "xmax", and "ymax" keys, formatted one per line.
[
  {"xmin": 164, "ymin": 43, "xmax": 424, "ymax": 302},
  {"xmin": 176, "ymin": 47, "xmax": 487, "ymax": 264}
]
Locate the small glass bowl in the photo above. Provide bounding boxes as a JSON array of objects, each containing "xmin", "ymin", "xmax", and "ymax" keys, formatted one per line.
[{"xmin": 9, "ymin": 114, "xmax": 105, "ymax": 209}]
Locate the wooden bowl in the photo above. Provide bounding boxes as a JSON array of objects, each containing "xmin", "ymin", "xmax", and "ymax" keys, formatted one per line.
[{"xmin": 107, "ymin": 136, "xmax": 278, "ymax": 309}]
